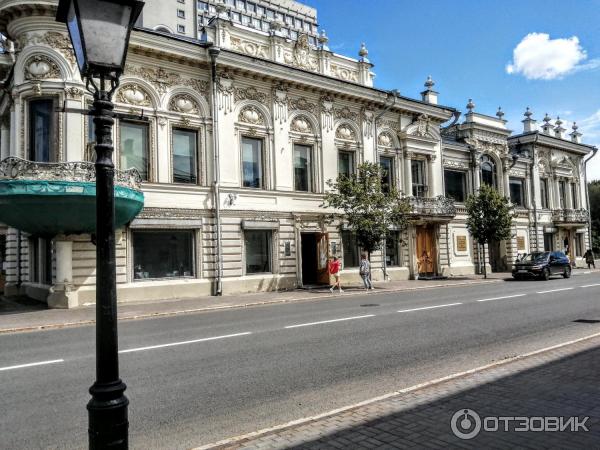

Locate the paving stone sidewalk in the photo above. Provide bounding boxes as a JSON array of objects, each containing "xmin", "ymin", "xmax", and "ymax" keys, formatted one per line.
[
  {"xmin": 201, "ymin": 334, "xmax": 600, "ymax": 450},
  {"xmin": 0, "ymin": 273, "xmax": 514, "ymax": 333}
]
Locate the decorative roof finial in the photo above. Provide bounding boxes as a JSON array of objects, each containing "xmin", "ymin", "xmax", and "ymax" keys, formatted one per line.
[
  {"xmin": 570, "ymin": 121, "xmax": 583, "ymax": 143},
  {"xmin": 317, "ymin": 29, "xmax": 329, "ymax": 51},
  {"xmin": 358, "ymin": 42, "xmax": 369, "ymax": 62},
  {"xmin": 554, "ymin": 116, "xmax": 566, "ymax": 139},
  {"xmin": 572, "ymin": 122, "xmax": 579, "ymax": 132},
  {"xmin": 543, "ymin": 113, "xmax": 551, "ymax": 124},
  {"xmin": 466, "ymin": 98, "xmax": 475, "ymax": 113},
  {"xmin": 496, "ymin": 107, "xmax": 505, "ymax": 120},
  {"xmin": 555, "ymin": 116, "xmax": 563, "ymax": 127},
  {"xmin": 524, "ymin": 107, "xmax": 532, "ymax": 119},
  {"xmin": 424, "ymin": 75, "xmax": 435, "ymax": 90}
]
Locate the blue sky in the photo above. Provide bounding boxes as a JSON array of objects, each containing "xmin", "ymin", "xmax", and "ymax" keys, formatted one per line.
[{"xmin": 302, "ymin": 0, "xmax": 600, "ymax": 180}]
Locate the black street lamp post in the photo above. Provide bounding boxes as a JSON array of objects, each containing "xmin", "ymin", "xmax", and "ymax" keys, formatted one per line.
[{"xmin": 56, "ymin": 1, "xmax": 144, "ymax": 448}]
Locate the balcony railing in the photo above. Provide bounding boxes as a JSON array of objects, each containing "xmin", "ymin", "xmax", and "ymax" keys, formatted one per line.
[
  {"xmin": 408, "ymin": 195, "xmax": 457, "ymax": 218},
  {"xmin": 0, "ymin": 157, "xmax": 142, "ymax": 189},
  {"xmin": 551, "ymin": 209, "xmax": 590, "ymax": 224}
]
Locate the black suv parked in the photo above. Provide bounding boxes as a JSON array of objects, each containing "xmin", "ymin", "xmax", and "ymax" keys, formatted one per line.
[{"xmin": 512, "ymin": 251, "xmax": 571, "ymax": 280}]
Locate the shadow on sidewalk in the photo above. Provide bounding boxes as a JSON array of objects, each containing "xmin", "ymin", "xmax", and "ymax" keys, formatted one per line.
[
  {"xmin": 0, "ymin": 296, "xmax": 47, "ymax": 315},
  {"xmin": 282, "ymin": 344, "xmax": 600, "ymax": 449}
]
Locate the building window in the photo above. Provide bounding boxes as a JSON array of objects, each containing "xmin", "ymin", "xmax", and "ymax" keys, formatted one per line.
[
  {"xmin": 338, "ymin": 151, "xmax": 354, "ymax": 178},
  {"xmin": 380, "ymin": 156, "xmax": 394, "ymax": 193},
  {"xmin": 341, "ymin": 230, "xmax": 359, "ymax": 268},
  {"xmin": 30, "ymin": 238, "xmax": 52, "ymax": 284},
  {"xmin": 172, "ymin": 128, "xmax": 197, "ymax": 184},
  {"xmin": 28, "ymin": 99, "xmax": 56, "ymax": 162},
  {"xmin": 558, "ymin": 180, "xmax": 566, "ymax": 209},
  {"xmin": 575, "ymin": 233, "xmax": 583, "ymax": 257},
  {"xmin": 480, "ymin": 155, "xmax": 497, "ymax": 189},
  {"xmin": 571, "ymin": 183, "xmax": 579, "ymax": 209},
  {"xmin": 245, "ymin": 230, "xmax": 272, "ymax": 274},
  {"xmin": 133, "ymin": 230, "xmax": 194, "ymax": 279},
  {"xmin": 444, "ymin": 170, "xmax": 466, "ymax": 202},
  {"xmin": 540, "ymin": 178, "xmax": 549, "ymax": 209},
  {"xmin": 509, "ymin": 177, "xmax": 525, "ymax": 206},
  {"xmin": 386, "ymin": 232, "xmax": 400, "ymax": 267},
  {"xmin": 411, "ymin": 160, "xmax": 427, "ymax": 197},
  {"xmin": 198, "ymin": 1, "xmax": 208, "ymax": 10},
  {"xmin": 177, "ymin": 9, "xmax": 185, "ymax": 18},
  {"xmin": 120, "ymin": 121, "xmax": 149, "ymax": 181},
  {"xmin": 177, "ymin": 24, "xmax": 186, "ymax": 33},
  {"xmin": 293, "ymin": 144, "xmax": 312, "ymax": 192},
  {"xmin": 178, "ymin": 0, "xmax": 185, "ymax": 3},
  {"xmin": 241, "ymin": 137, "xmax": 263, "ymax": 188}
]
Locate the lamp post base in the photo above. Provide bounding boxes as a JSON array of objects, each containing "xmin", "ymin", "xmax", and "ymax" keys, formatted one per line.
[{"xmin": 87, "ymin": 379, "xmax": 129, "ymax": 449}]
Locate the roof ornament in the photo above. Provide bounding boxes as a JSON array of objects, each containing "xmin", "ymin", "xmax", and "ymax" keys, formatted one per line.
[
  {"xmin": 570, "ymin": 122, "xmax": 582, "ymax": 143},
  {"xmin": 524, "ymin": 107, "xmax": 532, "ymax": 119},
  {"xmin": 496, "ymin": 106, "xmax": 504, "ymax": 120},
  {"xmin": 554, "ymin": 116, "xmax": 566, "ymax": 139},
  {"xmin": 317, "ymin": 29, "xmax": 329, "ymax": 51},
  {"xmin": 424, "ymin": 75, "xmax": 435, "ymax": 90},
  {"xmin": 358, "ymin": 42, "xmax": 369, "ymax": 63},
  {"xmin": 466, "ymin": 98, "xmax": 475, "ymax": 113}
]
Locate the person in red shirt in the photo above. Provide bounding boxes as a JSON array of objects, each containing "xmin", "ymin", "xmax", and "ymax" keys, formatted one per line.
[{"xmin": 328, "ymin": 256, "xmax": 343, "ymax": 293}]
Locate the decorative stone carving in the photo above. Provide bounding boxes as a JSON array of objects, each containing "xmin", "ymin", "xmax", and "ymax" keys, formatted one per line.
[
  {"xmin": 290, "ymin": 116, "xmax": 313, "ymax": 134},
  {"xmin": 335, "ymin": 125, "xmax": 356, "ymax": 141},
  {"xmin": 185, "ymin": 79, "xmax": 210, "ymax": 98},
  {"xmin": 415, "ymin": 115, "xmax": 431, "ymax": 137},
  {"xmin": 288, "ymin": 97, "xmax": 316, "ymax": 114},
  {"xmin": 283, "ymin": 34, "xmax": 318, "ymax": 71},
  {"xmin": 0, "ymin": 156, "xmax": 142, "ymax": 190},
  {"xmin": 272, "ymin": 84, "xmax": 289, "ymax": 123},
  {"xmin": 378, "ymin": 133, "xmax": 392, "ymax": 147},
  {"xmin": 124, "ymin": 65, "xmax": 180, "ymax": 94},
  {"xmin": 408, "ymin": 195, "xmax": 457, "ymax": 218},
  {"xmin": 234, "ymin": 86, "xmax": 268, "ymax": 105},
  {"xmin": 24, "ymin": 55, "xmax": 61, "ymax": 80},
  {"xmin": 443, "ymin": 159, "xmax": 469, "ymax": 170},
  {"xmin": 330, "ymin": 64, "xmax": 358, "ymax": 82},
  {"xmin": 169, "ymin": 94, "xmax": 199, "ymax": 114},
  {"xmin": 361, "ymin": 108, "xmax": 374, "ymax": 138},
  {"xmin": 238, "ymin": 106, "xmax": 265, "ymax": 125},
  {"xmin": 19, "ymin": 32, "xmax": 76, "ymax": 67},
  {"xmin": 320, "ymin": 95, "xmax": 334, "ymax": 132},
  {"xmin": 116, "ymin": 84, "xmax": 152, "ymax": 106},
  {"xmin": 334, "ymin": 106, "xmax": 358, "ymax": 122},
  {"xmin": 230, "ymin": 37, "xmax": 269, "ymax": 59},
  {"xmin": 65, "ymin": 87, "xmax": 83, "ymax": 99}
]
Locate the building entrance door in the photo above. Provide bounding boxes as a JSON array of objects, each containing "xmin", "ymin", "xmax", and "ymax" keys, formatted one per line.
[
  {"xmin": 301, "ymin": 232, "xmax": 329, "ymax": 286},
  {"xmin": 416, "ymin": 225, "xmax": 437, "ymax": 277}
]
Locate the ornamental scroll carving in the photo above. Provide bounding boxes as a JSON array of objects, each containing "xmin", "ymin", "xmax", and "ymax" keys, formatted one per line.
[
  {"xmin": 272, "ymin": 84, "xmax": 289, "ymax": 123},
  {"xmin": 288, "ymin": 97, "xmax": 316, "ymax": 114},
  {"xmin": 464, "ymin": 137, "xmax": 508, "ymax": 157},
  {"xmin": 330, "ymin": 64, "xmax": 358, "ymax": 82},
  {"xmin": 116, "ymin": 84, "xmax": 152, "ymax": 106},
  {"xmin": 168, "ymin": 94, "xmax": 199, "ymax": 114},
  {"xmin": 24, "ymin": 55, "xmax": 61, "ymax": 80},
  {"xmin": 320, "ymin": 95, "xmax": 334, "ymax": 132},
  {"xmin": 443, "ymin": 159, "xmax": 469, "ymax": 170},
  {"xmin": 378, "ymin": 132, "xmax": 393, "ymax": 148},
  {"xmin": 234, "ymin": 86, "xmax": 268, "ymax": 105},
  {"xmin": 124, "ymin": 64, "xmax": 209, "ymax": 97},
  {"xmin": 283, "ymin": 34, "xmax": 318, "ymax": 72},
  {"xmin": 334, "ymin": 106, "xmax": 359, "ymax": 122},
  {"xmin": 18, "ymin": 32, "xmax": 76, "ymax": 67},
  {"xmin": 238, "ymin": 106, "xmax": 265, "ymax": 125}
]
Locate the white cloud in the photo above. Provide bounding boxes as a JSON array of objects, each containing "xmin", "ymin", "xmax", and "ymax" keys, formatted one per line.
[{"xmin": 506, "ymin": 33, "xmax": 595, "ymax": 80}]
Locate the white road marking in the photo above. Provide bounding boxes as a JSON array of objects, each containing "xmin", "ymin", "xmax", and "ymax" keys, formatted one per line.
[
  {"xmin": 397, "ymin": 303, "xmax": 462, "ymax": 313},
  {"xmin": 581, "ymin": 283, "xmax": 600, "ymax": 288},
  {"xmin": 119, "ymin": 332, "xmax": 252, "ymax": 353},
  {"xmin": 477, "ymin": 294, "xmax": 526, "ymax": 302},
  {"xmin": 0, "ymin": 359, "xmax": 64, "ymax": 372},
  {"xmin": 536, "ymin": 287, "xmax": 574, "ymax": 294},
  {"xmin": 285, "ymin": 315, "xmax": 375, "ymax": 329}
]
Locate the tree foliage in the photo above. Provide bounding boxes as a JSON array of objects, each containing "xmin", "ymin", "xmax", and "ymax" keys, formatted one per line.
[
  {"xmin": 589, "ymin": 180, "xmax": 600, "ymax": 253},
  {"xmin": 465, "ymin": 184, "xmax": 514, "ymax": 277},
  {"xmin": 321, "ymin": 162, "xmax": 411, "ymax": 255}
]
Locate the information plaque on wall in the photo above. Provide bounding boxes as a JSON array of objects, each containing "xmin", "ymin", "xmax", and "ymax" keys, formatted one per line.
[
  {"xmin": 456, "ymin": 235, "xmax": 467, "ymax": 252},
  {"xmin": 517, "ymin": 236, "xmax": 526, "ymax": 251}
]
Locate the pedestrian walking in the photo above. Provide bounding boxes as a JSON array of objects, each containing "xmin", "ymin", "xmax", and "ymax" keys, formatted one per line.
[
  {"xmin": 584, "ymin": 249, "xmax": 596, "ymax": 269},
  {"xmin": 359, "ymin": 253, "xmax": 373, "ymax": 290},
  {"xmin": 329, "ymin": 256, "xmax": 343, "ymax": 293}
]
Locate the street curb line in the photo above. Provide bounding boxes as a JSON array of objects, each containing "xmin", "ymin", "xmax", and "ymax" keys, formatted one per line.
[
  {"xmin": 194, "ymin": 331, "xmax": 600, "ymax": 449},
  {"xmin": 0, "ymin": 279, "xmax": 503, "ymax": 334}
]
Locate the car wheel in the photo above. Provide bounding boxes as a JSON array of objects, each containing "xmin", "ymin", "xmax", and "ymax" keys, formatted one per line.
[
  {"xmin": 541, "ymin": 268, "xmax": 550, "ymax": 281},
  {"xmin": 563, "ymin": 266, "xmax": 571, "ymax": 279}
]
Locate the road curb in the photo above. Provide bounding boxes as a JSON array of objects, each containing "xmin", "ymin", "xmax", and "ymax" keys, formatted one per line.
[
  {"xmin": 194, "ymin": 330, "xmax": 600, "ymax": 449},
  {"xmin": 0, "ymin": 278, "xmax": 504, "ymax": 334}
]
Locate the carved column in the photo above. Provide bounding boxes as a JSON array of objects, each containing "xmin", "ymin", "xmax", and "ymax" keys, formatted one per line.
[
  {"xmin": 0, "ymin": 116, "xmax": 9, "ymax": 160},
  {"xmin": 566, "ymin": 180, "xmax": 574, "ymax": 209},
  {"xmin": 502, "ymin": 159, "xmax": 510, "ymax": 197},
  {"xmin": 404, "ymin": 151, "xmax": 413, "ymax": 195},
  {"xmin": 427, "ymin": 154, "xmax": 436, "ymax": 197}
]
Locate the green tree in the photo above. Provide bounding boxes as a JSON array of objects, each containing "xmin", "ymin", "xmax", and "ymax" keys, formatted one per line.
[
  {"xmin": 589, "ymin": 180, "xmax": 600, "ymax": 253},
  {"xmin": 321, "ymin": 162, "xmax": 411, "ymax": 262},
  {"xmin": 465, "ymin": 184, "xmax": 514, "ymax": 278}
]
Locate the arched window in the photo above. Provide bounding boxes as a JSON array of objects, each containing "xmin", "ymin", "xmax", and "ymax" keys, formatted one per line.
[{"xmin": 480, "ymin": 155, "xmax": 497, "ymax": 188}]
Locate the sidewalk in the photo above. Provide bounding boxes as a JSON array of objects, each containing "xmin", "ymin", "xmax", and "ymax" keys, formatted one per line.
[
  {"xmin": 199, "ymin": 333, "xmax": 600, "ymax": 449},
  {"xmin": 0, "ymin": 273, "xmax": 510, "ymax": 334}
]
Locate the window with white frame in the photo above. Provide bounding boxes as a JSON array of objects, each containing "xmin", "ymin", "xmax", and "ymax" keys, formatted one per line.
[
  {"xmin": 293, "ymin": 144, "xmax": 312, "ymax": 192},
  {"xmin": 241, "ymin": 136, "xmax": 263, "ymax": 188},
  {"xmin": 177, "ymin": 24, "xmax": 186, "ymax": 33},
  {"xmin": 245, "ymin": 230, "xmax": 272, "ymax": 274},
  {"xmin": 177, "ymin": 9, "xmax": 185, "ymax": 18},
  {"xmin": 540, "ymin": 178, "xmax": 549, "ymax": 209},
  {"xmin": 172, "ymin": 128, "xmax": 197, "ymax": 184},
  {"xmin": 133, "ymin": 230, "xmax": 194, "ymax": 280},
  {"xmin": 120, "ymin": 121, "xmax": 149, "ymax": 181},
  {"xmin": 338, "ymin": 151, "xmax": 354, "ymax": 178},
  {"xmin": 380, "ymin": 156, "xmax": 394, "ymax": 194},
  {"xmin": 28, "ymin": 99, "xmax": 57, "ymax": 162},
  {"xmin": 509, "ymin": 177, "xmax": 525, "ymax": 206},
  {"xmin": 411, "ymin": 159, "xmax": 427, "ymax": 197}
]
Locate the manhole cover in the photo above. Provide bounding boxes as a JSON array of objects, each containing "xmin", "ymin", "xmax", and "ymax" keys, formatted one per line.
[
  {"xmin": 573, "ymin": 319, "xmax": 600, "ymax": 324},
  {"xmin": 360, "ymin": 304, "xmax": 380, "ymax": 307}
]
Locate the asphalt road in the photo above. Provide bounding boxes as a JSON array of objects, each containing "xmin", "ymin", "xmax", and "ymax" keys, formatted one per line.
[{"xmin": 2, "ymin": 272, "xmax": 600, "ymax": 450}]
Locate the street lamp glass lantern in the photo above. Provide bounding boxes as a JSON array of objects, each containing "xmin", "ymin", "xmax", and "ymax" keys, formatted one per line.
[{"xmin": 56, "ymin": 0, "xmax": 144, "ymax": 79}]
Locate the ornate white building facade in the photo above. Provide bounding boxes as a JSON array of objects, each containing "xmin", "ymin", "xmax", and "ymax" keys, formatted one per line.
[{"xmin": 0, "ymin": 0, "xmax": 595, "ymax": 307}]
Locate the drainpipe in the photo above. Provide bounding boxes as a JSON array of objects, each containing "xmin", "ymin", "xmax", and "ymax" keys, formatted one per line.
[
  {"xmin": 373, "ymin": 90, "xmax": 398, "ymax": 281},
  {"xmin": 209, "ymin": 47, "xmax": 223, "ymax": 296},
  {"xmin": 584, "ymin": 146, "xmax": 598, "ymax": 251}
]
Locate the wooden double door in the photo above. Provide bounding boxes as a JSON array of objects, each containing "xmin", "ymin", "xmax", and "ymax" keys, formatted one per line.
[{"xmin": 416, "ymin": 225, "xmax": 437, "ymax": 276}]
